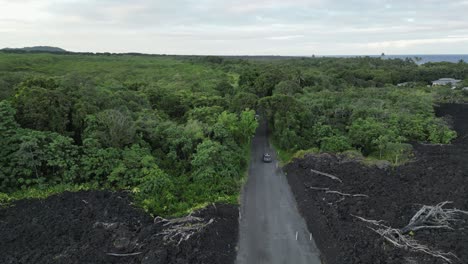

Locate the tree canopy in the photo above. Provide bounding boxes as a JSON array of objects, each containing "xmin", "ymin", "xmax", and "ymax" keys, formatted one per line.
[{"xmin": 0, "ymin": 52, "xmax": 465, "ymax": 216}]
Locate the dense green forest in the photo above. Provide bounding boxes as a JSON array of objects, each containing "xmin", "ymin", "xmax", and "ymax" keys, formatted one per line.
[{"xmin": 0, "ymin": 52, "xmax": 467, "ymax": 216}]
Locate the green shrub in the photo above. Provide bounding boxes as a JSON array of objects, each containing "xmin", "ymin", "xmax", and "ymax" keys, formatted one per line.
[
  {"xmin": 427, "ymin": 120, "xmax": 457, "ymax": 144},
  {"xmin": 320, "ymin": 135, "xmax": 352, "ymax": 152},
  {"xmin": 133, "ymin": 166, "xmax": 176, "ymax": 216},
  {"xmin": 340, "ymin": 150, "xmax": 365, "ymax": 161},
  {"xmin": 80, "ymin": 139, "xmax": 121, "ymax": 184},
  {"xmin": 376, "ymin": 142, "xmax": 414, "ymax": 165},
  {"xmin": 292, "ymin": 148, "xmax": 320, "ymax": 159}
]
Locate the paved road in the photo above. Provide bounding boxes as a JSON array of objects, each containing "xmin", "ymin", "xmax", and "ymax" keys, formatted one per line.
[{"xmin": 236, "ymin": 122, "xmax": 322, "ymax": 264}]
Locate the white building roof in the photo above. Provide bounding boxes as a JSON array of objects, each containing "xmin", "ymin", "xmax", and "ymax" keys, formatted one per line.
[{"xmin": 432, "ymin": 78, "xmax": 462, "ymax": 85}]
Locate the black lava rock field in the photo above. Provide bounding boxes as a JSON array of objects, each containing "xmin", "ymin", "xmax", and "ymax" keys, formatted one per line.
[
  {"xmin": 0, "ymin": 191, "xmax": 238, "ymax": 264},
  {"xmin": 285, "ymin": 103, "xmax": 468, "ymax": 264}
]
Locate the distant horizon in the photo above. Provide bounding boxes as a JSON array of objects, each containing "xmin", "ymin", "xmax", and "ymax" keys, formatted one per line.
[
  {"xmin": 3, "ymin": 46, "xmax": 468, "ymax": 58},
  {"xmin": 2, "ymin": 0, "xmax": 468, "ymax": 56}
]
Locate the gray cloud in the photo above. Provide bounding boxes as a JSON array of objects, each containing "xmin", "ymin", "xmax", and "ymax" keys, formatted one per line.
[{"xmin": 1, "ymin": 0, "xmax": 468, "ymax": 54}]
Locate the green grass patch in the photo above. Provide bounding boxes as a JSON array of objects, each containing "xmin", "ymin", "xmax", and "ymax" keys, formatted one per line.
[
  {"xmin": 340, "ymin": 148, "xmax": 414, "ymax": 167},
  {"xmin": 290, "ymin": 148, "xmax": 321, "ymax": 161},
  {"xmin": 0, "ymin": 183, "xmax": 99, "ymax": 207},
  {"xmin": 270, "ymin": 140, "xmax": 295, "ymax": 165},
  {"xmin": 271, "ymin": 138, "xmax": 320, "ymax": 166},
  {"xmin": 271, "ymin": 142, "xmax": 413, "ymax": 169}
]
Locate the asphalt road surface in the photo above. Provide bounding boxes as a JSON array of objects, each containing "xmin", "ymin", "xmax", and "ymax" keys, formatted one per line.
[{"xmin": 236, "ymin": 122, "xmax": 322, "ymax": 264}]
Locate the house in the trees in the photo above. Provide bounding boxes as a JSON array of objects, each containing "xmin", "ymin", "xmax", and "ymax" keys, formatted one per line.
[{"xmin": 432, "ymin": 78, "xmax": 462, "ymax": 88}]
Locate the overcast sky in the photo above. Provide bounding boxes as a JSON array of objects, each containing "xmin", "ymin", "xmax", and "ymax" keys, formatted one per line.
[{"xmin": 2, "ymin": 0, "xmax": 468, "ymax": 55}]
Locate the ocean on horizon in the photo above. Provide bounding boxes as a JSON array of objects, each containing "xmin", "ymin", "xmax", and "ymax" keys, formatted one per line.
[{"xmin": 324, "ymin": 54, "xmax": 468, "ymax": 64}]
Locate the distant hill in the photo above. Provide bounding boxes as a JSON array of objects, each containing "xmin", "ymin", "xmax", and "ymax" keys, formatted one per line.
[{"xmin": 1, "ymin": 46, "xmax": 68, "ymax": 53}]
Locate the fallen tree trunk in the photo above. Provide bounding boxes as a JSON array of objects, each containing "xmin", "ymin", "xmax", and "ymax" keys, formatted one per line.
[
  {"xmin": 400, "ymin": 201, "xmax": 468, "ymax": 234},
  {"xmin": 310, "ymin": 169, "xmax": 343, "ymax": 183},
  {"xmin": 353, "ymin": 201, "xmax": 468, "ymax": 263},
  {"xmin": 155, "ymin": 213, "xmax": 214, "ymax": 246},
  {"xmin": 308, "ymin": 186, "xmax": 369, "ymax": 198}
]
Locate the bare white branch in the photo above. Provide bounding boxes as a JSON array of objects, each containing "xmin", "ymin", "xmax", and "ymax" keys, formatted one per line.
[
  {"xmin": 310, "ymin": 169, "xmax": 343, "ymax": 183},
  {"xmin": 352, "ymin": 201, "xmax": 468, "ymax": 263},
  {"xmin": 325, "ymin": 190, "xmax": 369, "ymax": 198},
  {"xmin": 308, "ymin": 186, "xmax": 368, "ymax": 198},
  {"xmin": 309, "ymin": 186, "xmax": 330, "ymax": 191},
  {"xmin": 401, "ymin": 201, "xmax": 468, "ymax": 234},
  {"xmin": 106, "ymin": 252, "xmax": 143, "ymax": 257},
  {"xmin": 354, "ymin": 215, "xmax": 458, "ymax": 263},
  {"xmin": 155, "ymin": 214, "xmax": 214, "ymax": 246}
]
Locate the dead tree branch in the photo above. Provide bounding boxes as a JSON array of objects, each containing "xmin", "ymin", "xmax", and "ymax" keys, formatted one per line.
[
  {"xmin": 326, "ymin": 190, "xmax": 369, "ymax": 198},
  {"xmin": 308, "ymin": 186, "xmax": 368, "ymax": 198},
  {"xmin": 310, "ymin": 169, "xmax": 343, "ymax": 183},
  {"xmin": 155, "ymin": 214, "xmax": 204, "ymax": 226},
  {"xmin": 400, "ymin": 201, "xmax": 468, "ymax": 234},
  {"xmin": 106, "ymin": 252, "xmax": 143, "ymax": 257},
  {"xmin": 353, "ymin": 214, "xmax": 458, "ymax": 263},
  {"xmin": 352, "ymin": 201, "xmax": 468, "ymax": 263},
  {"xmin": 155, "ymin": 213, "xmax": 214, "ymax": 245},
  {"xmin": 309, "ymin": 186, "xmax": 330, "ymax": 191}
]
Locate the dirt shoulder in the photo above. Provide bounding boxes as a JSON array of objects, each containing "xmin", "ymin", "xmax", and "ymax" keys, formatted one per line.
[
  {"xmin": 0, "ymin": 191, "xmax": 238, "ymax": 264},
  {"xmin": 285, "ymin": 103, "xmax": 468, "ymax": 264}
]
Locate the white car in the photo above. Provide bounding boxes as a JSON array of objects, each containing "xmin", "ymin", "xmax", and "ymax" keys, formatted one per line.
[{"xmin": 262, "ymin": 153, "xmax": 272, "ymax": 163}]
